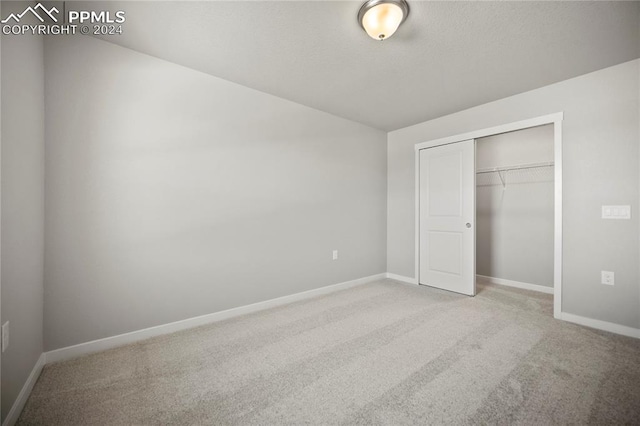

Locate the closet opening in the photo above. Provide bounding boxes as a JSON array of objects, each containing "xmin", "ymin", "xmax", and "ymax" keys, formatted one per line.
[
  {"xmin": 414, "ymin": 112, "xmax": 563, "ymax": 318},
  {"xmin": 475, "ymin": 124, "xmax": 555, "ymax": 313}
]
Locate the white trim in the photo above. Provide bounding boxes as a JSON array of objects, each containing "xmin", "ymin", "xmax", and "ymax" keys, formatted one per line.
[
  {"xmin": 0, "ymin": 25, "xmax": 3, "ymax": 423},
  {"xmin": 2, "ymin": 353, "xmax": 45, "ymax": 426},
  {"xmin": 413, "ymin": 112, "xmax": 564, "ymax": 151},
  {"xmin": 386, "ymin": 273, "xmax": 418, "ymax": 285},
  {"xmin": 414, "ymin": 149, "xmax": 420, "ymax": 285},
  {"xmin": 553, "ymin": 119, "xmax": 563, "ymax": 319},
  {"xmin": 44, "ymin": 273, "xmax": 386, "ymax": 364},
  {"xmin": 476, "ymin": 275, "xmax": 554, "ymax": 295},
  {"xmin": 414, "ymin": 112, "xmax": 564, "ymax": 319},
  {"xmin": 560, "ymin": 312, "xmax": 640, "ymax": 339}
]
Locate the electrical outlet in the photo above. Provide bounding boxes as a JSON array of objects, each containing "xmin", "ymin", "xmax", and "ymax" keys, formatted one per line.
[
  {"xmin": 332, "ymin": 250, "xmax": 338, "ymax": 261},
  {"xmin": 2, "ymin": 321, "xmax": 8, "ymax": 352},
  {"xmin": 601, "ymin": 271, "xmax": 615, "ymax": 286}
]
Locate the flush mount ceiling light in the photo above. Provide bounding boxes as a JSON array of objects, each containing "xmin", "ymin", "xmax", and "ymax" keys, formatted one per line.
[{"xmin": 358, "ymin": 0, "xmax": 409, "ymax": 41}]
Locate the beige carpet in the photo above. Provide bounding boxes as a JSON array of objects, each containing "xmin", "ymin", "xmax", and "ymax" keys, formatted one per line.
[{"xmin": 18, "ymin": 279, "xmax": 640, "ymax": 425}]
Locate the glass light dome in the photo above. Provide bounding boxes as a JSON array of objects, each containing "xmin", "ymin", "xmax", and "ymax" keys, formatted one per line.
[{"xmin": 358, "ymin": 0, "xmax": 409, "ymax": 41}]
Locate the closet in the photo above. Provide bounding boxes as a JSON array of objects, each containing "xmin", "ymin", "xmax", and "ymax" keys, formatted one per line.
[
  {"xmin": 417, "ymin": 125, "xmax": 555, "ymax": 295},
  {"xmin": 475, "ymin": 124, "xmax": 554, "ymax": 293}
]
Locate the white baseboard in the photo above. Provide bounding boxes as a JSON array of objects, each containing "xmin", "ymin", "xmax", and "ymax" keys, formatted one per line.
[
  {"xmin": 2, "ymin": 353, "xmax": 46, "ymax": 426},
  {"xmin": 476, "ymin": 274, "xmax": 554, "ymax": 294},
  {"xmin": 560, "ymin": 312, "xmax": 640, "ymax": 339},
  {"xmin": 45, "ymin": 273, "xmax": 386, "ymax": 364},
  {"xmin": 386, "ymin": 273, "xmax": 418, "ymax": 285}
]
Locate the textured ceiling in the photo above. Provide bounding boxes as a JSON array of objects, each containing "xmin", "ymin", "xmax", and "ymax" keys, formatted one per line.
[{"xmin": 90, "ymin": 1, "xmax": 640, "ymax": 131}]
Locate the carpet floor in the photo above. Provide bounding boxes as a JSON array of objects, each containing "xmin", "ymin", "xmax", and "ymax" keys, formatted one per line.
[{"xmin": 18, "ymin": 279, "xmax": 640, "ymax": 425}]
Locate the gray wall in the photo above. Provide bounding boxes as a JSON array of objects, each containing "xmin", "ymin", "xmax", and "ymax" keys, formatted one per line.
[
  {"xmin": 476, "ymin": 125, "xmax": 554, "ymax": 287},
  {"xmin": 388, "ymin": 59, "xmax": 640, "ymax": 329},
  {"xmin": 44, "ymin": 35, "xmax": 387, "ymax": 351},
  {"xmin": 1, "ymin": 2, "xmax": 45, "ymax": 421}
]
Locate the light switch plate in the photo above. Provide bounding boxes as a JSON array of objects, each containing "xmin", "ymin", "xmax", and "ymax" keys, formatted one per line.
[
  {"xmin": 332, "ymin": 250, "xmax": 338, "ymax": 261},
  {"xmin": 602, "ymin": 205, "xmax": 631, "ymax": 219}
]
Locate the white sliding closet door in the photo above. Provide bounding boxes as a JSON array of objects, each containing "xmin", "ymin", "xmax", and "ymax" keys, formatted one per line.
[{"xmin": 419, "ymin": 140, "xmax": 476, "ymax": 296}]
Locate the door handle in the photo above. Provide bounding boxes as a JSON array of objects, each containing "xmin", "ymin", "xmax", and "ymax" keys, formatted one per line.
[{"xmin": 466, "ymin": 223, "xmax": 471, "ymax": 228}]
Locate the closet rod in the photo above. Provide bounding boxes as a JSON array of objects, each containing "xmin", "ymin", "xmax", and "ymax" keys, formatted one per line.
[{"xmin": 476, "ymin": 161, "xmax": 554, "ymax": 175}]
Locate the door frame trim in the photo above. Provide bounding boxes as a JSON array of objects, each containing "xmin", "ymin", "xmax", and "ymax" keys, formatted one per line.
[{"xmin": 414, "ymin": 112, "xmax": 564, "ymax": 319}]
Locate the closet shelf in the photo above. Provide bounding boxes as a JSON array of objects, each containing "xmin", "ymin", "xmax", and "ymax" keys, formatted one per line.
[
  {"xmin": 476, "ymin": 161, "xmax": 554, "ymax": 189},
  {"xmin": 475, "ymin": 161, "xmax": 554, "ymax": 175}
]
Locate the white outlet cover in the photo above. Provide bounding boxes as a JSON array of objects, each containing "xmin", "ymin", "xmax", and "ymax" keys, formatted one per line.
[
  {"xmin": 332, "ymin": 250, "xmax": 338, "ymax": 260},
  {"xmin": 601, "ymin": 271, "xmax": 615, "ymax": 286}
]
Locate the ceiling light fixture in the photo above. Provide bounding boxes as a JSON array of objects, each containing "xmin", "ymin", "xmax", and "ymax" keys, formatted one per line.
[{"xmin": 358, "ymin": 0, "xmax": 409, "ymax": 41}]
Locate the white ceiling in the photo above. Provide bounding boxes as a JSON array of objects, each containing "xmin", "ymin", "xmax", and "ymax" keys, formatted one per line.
[{"xmin": 92, "ymin": 1, "xmax": 640, "ymax": 131}]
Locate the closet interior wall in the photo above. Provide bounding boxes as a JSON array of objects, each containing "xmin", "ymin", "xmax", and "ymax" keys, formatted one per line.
[{"xmin": 476, "ymin": 125, "xmax": 555, "ymax": 289}]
